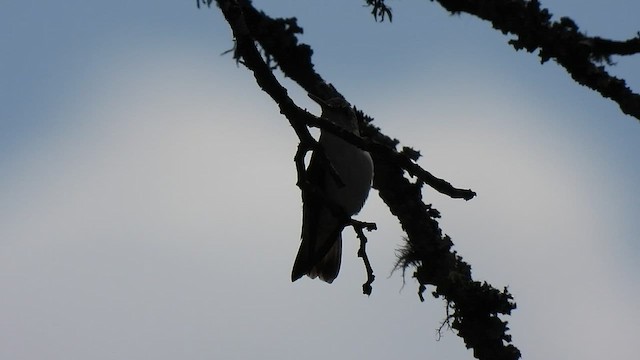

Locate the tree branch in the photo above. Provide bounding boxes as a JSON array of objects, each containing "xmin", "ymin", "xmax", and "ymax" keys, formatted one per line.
[
  {"xmin": 351, "ymin": 219, "xmax": 378, "ymax": 295},
  {"xmin": 429, "ymin": 0, "xmax": 640, "ymax": 121},
  {"xmin": 206, "ymin": 1, "xmax": 518, "ymax": 359}
]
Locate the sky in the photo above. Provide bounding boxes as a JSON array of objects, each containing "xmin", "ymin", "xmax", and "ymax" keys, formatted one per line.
[{"xmin": 1, "ymin": 1, "xmax": 639, "ymax": 359}]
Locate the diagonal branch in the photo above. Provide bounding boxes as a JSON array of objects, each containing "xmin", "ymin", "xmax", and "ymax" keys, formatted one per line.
[
  {"xmin": 214, "ymin": 0, "xmax": 475, "ymax": 200},
  {"xmin": 207, "ymin": 1, "xmax": 518, "ymax": 359},
  {"xmin": 430, "ymin": 0, "xmax": 640, "ymax": 122}
]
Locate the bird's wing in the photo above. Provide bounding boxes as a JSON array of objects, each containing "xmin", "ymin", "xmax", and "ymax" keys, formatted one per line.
[{"xmin": 291, "ymin": 141, "xmax": 344, "ymax": 281}]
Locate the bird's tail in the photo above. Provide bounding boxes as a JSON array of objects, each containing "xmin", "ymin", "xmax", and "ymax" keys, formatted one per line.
[{"xmin": 291, "ymin": 234, "xmax": 342, "ymax": 283}]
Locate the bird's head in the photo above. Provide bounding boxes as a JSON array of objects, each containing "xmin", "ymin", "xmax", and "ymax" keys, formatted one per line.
[{"xmin": 308, "ymin": 93, "xmax": 359, "ymax": 134}]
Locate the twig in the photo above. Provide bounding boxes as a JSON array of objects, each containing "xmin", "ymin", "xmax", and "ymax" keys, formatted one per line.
[{"xmin": 351, "ymin": 219, "xmax": 377, "ymax": 295}]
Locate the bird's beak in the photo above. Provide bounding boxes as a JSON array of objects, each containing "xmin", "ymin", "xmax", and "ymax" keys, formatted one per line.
[{"xmin": 308, "ymin": 93, "xmax": 328, "ymax": 108}]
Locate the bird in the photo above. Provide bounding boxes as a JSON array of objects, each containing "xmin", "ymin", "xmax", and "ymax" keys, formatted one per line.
[{"xmin": 291, "ymin": 93, "xmax": 373, "ymax": 283}]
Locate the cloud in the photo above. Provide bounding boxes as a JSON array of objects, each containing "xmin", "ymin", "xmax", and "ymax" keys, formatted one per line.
[
  {"xmin": 1, "ymin": 19, "xmax": 639, "ymax": 360},
  {"xmin": 0, "ymin": 45, "xmax": 306, "ymax": 359}
]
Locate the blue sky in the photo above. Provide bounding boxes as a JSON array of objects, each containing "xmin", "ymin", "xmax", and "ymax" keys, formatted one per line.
[{"xmin": 1, "ymin": 1, "xmax": 639, "ymax": 359}]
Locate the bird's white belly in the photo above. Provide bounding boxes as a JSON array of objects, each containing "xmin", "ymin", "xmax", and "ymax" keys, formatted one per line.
[{"xmin": 321, "ymin": 132, "xmax": 373, "ymax": 215}]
